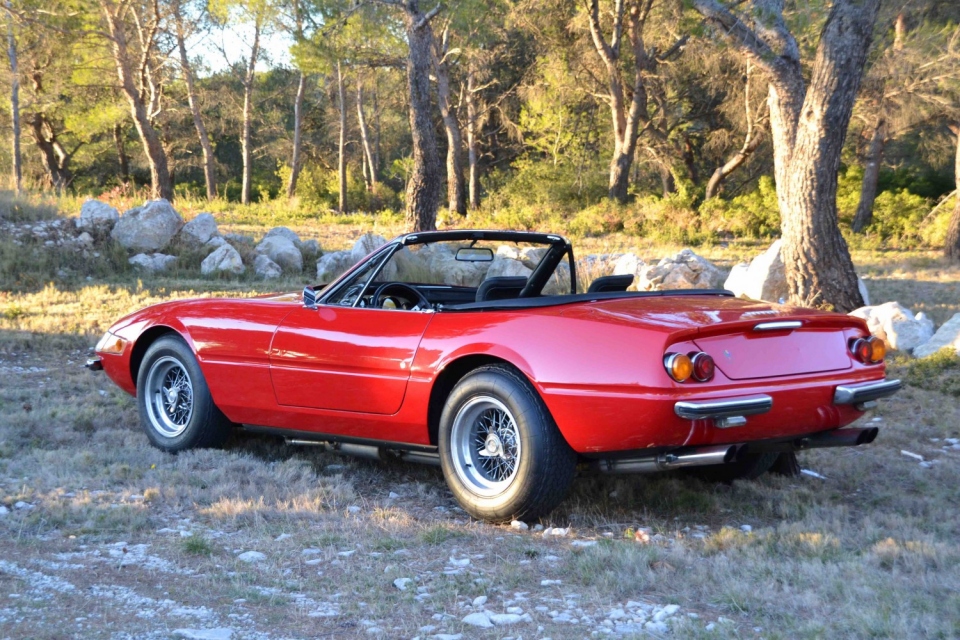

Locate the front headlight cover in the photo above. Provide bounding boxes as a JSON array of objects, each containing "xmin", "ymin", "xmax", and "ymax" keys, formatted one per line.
[{"xmin": 96, "ymin": 331, "xmax": 128, "ymax": 355}]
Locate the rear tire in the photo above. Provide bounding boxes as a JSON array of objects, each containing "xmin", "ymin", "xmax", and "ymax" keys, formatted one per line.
[
  {"xmin": 685, "ymin": 451, "xmax": 779, "ymax": 483},
  {"xmin": 438, "ymin": 364, "xmax": 577, "ymax": 523},
  {"xmin": 136, "ymin": 335, "xmax": 232, "ymax": 452}
]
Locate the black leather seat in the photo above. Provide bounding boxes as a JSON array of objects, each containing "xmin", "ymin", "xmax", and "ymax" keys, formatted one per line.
[
  {"xmin": 476, "ymin": 277, "xmax": 528, "ymax": 302},
  {"xmin": 587, "ymin": 274, "xmax": 634, "ymax": 293}
]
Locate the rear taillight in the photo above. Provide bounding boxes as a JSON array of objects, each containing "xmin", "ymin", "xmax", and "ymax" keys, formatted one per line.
[
  {"xmin": 690, "ymin": 352, "xmax": 715, "ymax": 382},
  {"xmin": 664, "ymin": 351, "xmax": 714, "ymax": 382},
  {"xmin": 664, "ymin": 353, "xmax": 693, "ymax": 382},
  {"xmin": 850, "ymin": 336, "xmax": 885, "ymax": 364}
]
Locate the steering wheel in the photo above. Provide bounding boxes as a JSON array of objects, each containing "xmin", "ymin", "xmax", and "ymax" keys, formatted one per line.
[{"xmin": 372, "ymin": 282, "xmax": 432, "ymax": 311}]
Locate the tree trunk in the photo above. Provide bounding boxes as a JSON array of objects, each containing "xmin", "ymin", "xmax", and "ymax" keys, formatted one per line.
[
  {"xmin": 778, "ymin": 0, "xmax": 877, "ymax": 311},
  {"xmin": 101, "ymin": 0, "xmax": 172, "ymax": 200},
  {"xmin": 172, "ymin": 0, "xmax": 216, "ymax": 201},
  {"xmin": 434, "ymin": 28, "xmax": 466, "ymax": 216},
  {"xmin": 851, "ymin": 117, "xmax": 886, "ymax": 232},
  {"xmin": 240, "ymin": 22, "xmax": 261, "ymax": 205},
  {"xmin": 694, "ymin": 0, "xmax": 875, "ymax": 312},
  {"xmin": 337, "ymin": 60, "xmax": 347, "ymax": 213},
  {"xmin": 28, "ymin": 114, "xmax": 72, "ymax": 192},
  {"xmin": 945, "ymin": 124, "xmax": 960, "ymax": 262},
  {"xmin": 372, "ymin": 73, "xmax": 381, "ymax": 179},
  {"xmin": 356, "ymin": 74, "xmax": 377, "ymax": 189},
  {"xmin": 287, "ymin": 71, "xmax": 307, "ymax": 198},
  {"xmin": 658, "ymin": 163, "xmax": 674, "ymax": 197},
  {"xmin": 586, "ymin": 0, "xmax": 651, "ymax": 204},
  {"xmin": 466, "ymin": 67, "xmax": 479, "ymax": 210},
  {"xmin": 400, "ymin": 2, "xmax": 442, "ymax": 232},
  {"xmin": 114, "ymin": 123, "xmax": 130, "ymax": 183},
  {"xmin": 6, "ymin": 0, "xmax": 22, "ymax": 195}
]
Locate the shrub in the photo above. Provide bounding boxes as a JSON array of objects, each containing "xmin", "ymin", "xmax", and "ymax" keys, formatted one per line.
[{"xmin": 698, "ymin": 175, "xmax": 780, "ymax": 239}]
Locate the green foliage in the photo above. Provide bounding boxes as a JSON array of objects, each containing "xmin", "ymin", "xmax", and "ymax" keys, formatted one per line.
[
  {"xmin": 839, "ymin": 167, "xmax": 936, "ymax": 249},
  {"xmin": 485, "ymin": 159, "xmax": 608, "ymax": 211},
  {"xmin": 698, "ymin": 176, "xmax": 781, "ymax": 239},
  {"xmin": 276, "ymin": 163, "xmax": 401, "ymax": 213},
  {"xmin": 903, "ymin": 349, "xmax": 960, "ymax": 397}
]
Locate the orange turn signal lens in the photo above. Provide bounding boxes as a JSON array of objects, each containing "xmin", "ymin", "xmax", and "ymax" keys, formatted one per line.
[
  {"xmin": 664, "ymin": 353, "xmax": 693, "ymax": 382},
  {"xmin": 96, "ymin": 331, "xmax": 127, "ymax": 355},
  {"xmin": 869, "ymin": 337, "xmax": 886, "ymax": 363}
]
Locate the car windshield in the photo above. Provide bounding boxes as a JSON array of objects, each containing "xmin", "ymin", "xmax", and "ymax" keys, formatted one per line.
[{"xmin": 322, "ymin": 235, "xmax": 575, "ymax": 309}]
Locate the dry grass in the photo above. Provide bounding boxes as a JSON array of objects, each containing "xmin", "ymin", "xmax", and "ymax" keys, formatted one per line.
[{"xmin": 2, "ymin": 214, "xmax": 960, "ymax": 639}]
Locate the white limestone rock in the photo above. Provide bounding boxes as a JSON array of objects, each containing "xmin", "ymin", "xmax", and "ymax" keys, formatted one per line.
[
  {"xmin": 316, "ymin": 251, "xmax": 356, "ymax": 283},
  {"xmin": 128, "ymin": 253, "xmax": 177, "ymax": 274},
  {"xmin": 263, "ymin": 226, "xmax": 302, "ymax": 248},
  {"xmin": 418, "ymin": 245, "xmax": 489, "ymax": 287},
  {"xmin": 236, "ymin": 551, "xmax": 265, "ymax": 563},
  {"xmin": 486, "ymin": 256, "xmax": 533, "ymax": 280},
  {"xmin": 180, "ymin": 213, "xmax": 218, "ymax": 246},
  {"xmin": 201, "ymin": 244, "xmax": 245, "ymax": 276},
  {"xmin": 205, "ymin": 236, "xmax": 227, "ymax": 249},
  {"xmin": 723, "ymin": 240, "xmax": 787, "ymax": 302},
  {"xmin": 612, "ymin": 253, "xmax": 645, "ymax": 290},
  {"xmin": 638, "ymin": 248, "xmax": 722, "ymax": 291},
  {"xmin": 461, "ymin": 612, "xmax": 493, "ymax": 628},
  {"xmin": 111, "ymin": 199, "xmax": 184, "ymax": 252},
  {"xmin": 301, "ymin": 238, "xmax": 320, "ymax": 261},
  {"xmin": 351, "ymin": 232, "xmax": 388, "ymax": 263},
  {"xmin": 254, "ymin": 254, "xmax": 282, "ymax": 280},
  {"xmin": 849, "ymin": 301, "xmax": 935, "ymax": 352},
  {"xmin": 913, "ymin": 313, "xmax": 960, "ymax": 358},
  {"xmin": 858, "ymin": 277, "xmax": 871, "ymax": 306},
  {"xmin": 78, "ymin": 199, "xmax": 120, "ymax": 232},
  {"xmin": 256, "ymin": 235, "xmax": 303, "ymax": 273}
]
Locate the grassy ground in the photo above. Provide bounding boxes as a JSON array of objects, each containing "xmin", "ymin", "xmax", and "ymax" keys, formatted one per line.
[{"xmin": 2, "ymin": 197, "xmax": 960, "ymax": 639}]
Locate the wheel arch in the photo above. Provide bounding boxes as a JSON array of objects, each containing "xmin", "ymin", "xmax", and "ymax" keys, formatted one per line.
[
  {"xmin": 129, "ymin": 325, "xmax": 183, "ymax": 388},
  {"xmin": 426, "ymin": 353, "xmax": 558, "ymax": 448}
]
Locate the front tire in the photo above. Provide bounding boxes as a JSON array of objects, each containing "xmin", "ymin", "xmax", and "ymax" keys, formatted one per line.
[
  {"xmin": 136, "ymin": 335, "xmax": 232, "ymax": 452},
  {"xmin": 438, "ymin": 365, "xmax": 577, "ymax": 522}
]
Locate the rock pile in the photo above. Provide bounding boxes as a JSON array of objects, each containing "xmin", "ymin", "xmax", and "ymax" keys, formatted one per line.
[{"xmin": 849, "ymin": 301, "xmax": 960, "ymax": 358}]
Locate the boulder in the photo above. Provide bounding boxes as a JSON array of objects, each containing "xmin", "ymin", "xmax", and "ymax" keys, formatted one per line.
[
  {"xmin": 351, "ymin": 233, "xmax": 388, "ymax": 263},
  {"xmin": 418, "ymin": 245, "xmax": 489, "ymax": 286},
  {"xmin": 78, "ymin": 199, "xmax": 119, "ymax": 232},
  {"xmin": 913, "ymin": 313, "xmax": 960, "ymax": 358},
  {"xmin": 577, "ymin": 254, "xmax": 625, "ymax": 281},
  {"xmin": 723, "ymin": 240, "xmax": 787, "ymax": 302},
  {"xmin": 201, "ymin": 244, "xmax": 245, "ymax": 276},
  {"xmin": 264, "ymin": 226, "xmax": 302, "ymax": 248},
  {"xmin": 223, "ymin": 233, "xmax": 254, "ymax": 246},
  {"xmin": 180, "ymin": 213, "xmax": 218, "ymax": 246},
  {"xmin": 76, "ymin": 232, "xmax": 94, "ymax": 248},
  {"xmin": 254, "ymin": 254, "xmax": 282, "ymax": 280},
  {"xmin": 111, "ymin": 199, "xmax": 184, "ymax": 252},
  {"xmin": 638, "ymin": 248, "xmax": 722, "ymax": 291},
  {"xmin": 301, "ymin": 239, "xmax": 320, "ymax": 262},
  {"xmin": 205, "ymin": 236, "xmax": 227, "ymax": 249},
  {"xmin": 858, "ymin": 277, "xmax": 871, "ymax": 306},
  {"xmin": 128, "ymin": 253, "xmax": 177, "ymax": 274},
  {"xmin": 612, "ymin": 253, "xmax": 645, "ymax": 290},
  {"xmin": 519, "ymin": 247, "xmax": 548, "ymax": 270},
  {"xmin": 256, "ymin": 235, "xmax": 303, "ymax": 273},
  {"xmin": 486, "ymin": 255, "xmax": 533, "ymax": 280},
  {"xmin": 543, "ymin": 262, "xmax": 572, "ymax": 295},
  {"xmin": 849, "ymin": 301, "xmax": 935, "ymax": 352},
  {"xmin": 316, "ymin": 251, "xmax": 356, "ymax": 283}
]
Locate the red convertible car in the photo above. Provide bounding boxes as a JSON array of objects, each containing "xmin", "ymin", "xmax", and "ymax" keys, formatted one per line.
[{"xmin": 90, "ymin": 230, "xmax": 900, "ymax": 522}]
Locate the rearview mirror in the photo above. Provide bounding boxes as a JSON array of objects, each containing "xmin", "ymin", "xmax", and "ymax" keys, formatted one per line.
[{"xmin": 456, "ymin": 247, "xmax": 494, "ymax": 262}]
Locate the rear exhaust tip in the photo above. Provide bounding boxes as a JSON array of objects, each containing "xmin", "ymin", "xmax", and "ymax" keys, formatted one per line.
[
  {"xmin": 722, "ymin": 445, "xmax": 739, "ymax": 464},
  {"xmin": 858, "ymin": 427, "xmax": 879, "ymax": 445}
]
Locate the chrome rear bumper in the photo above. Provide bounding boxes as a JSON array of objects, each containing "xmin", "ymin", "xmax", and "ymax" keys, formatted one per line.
[
  {"xmin": 674, "ymin": 394, "xmax": 773, "ymax": 429},
  {"xmin": 833, "ymin": 378, "xmax": 901, "ymax": 408}
]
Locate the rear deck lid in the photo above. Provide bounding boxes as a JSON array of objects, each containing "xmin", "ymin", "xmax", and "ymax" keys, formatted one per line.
[{"xmin": 693, "ymin": 325, "xmax": 851, "ymax": 380}]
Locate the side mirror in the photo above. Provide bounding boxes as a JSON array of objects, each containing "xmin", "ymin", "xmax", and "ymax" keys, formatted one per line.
[
  {"xmin": 303, "ymin": 286, "xmax": 317, "ymax": 308},
  {"xmin": 456, "ymin": 247, "xmax": 494, "ymax": 262}
]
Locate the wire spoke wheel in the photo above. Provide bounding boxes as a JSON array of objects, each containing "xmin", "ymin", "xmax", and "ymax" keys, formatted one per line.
[
  {"xmin": 450, "ymin": 395, "xmax": 522, "ymax": 497},
  {"xmin": 143, "ymin": 356, "xmax": 194, "ymax": 438}
]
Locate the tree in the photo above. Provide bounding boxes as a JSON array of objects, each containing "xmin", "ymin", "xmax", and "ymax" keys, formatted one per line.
[
  {"xmin": 5, "ymin": 0, "xmax": 22, "ymax": 195},
  {"xmin": 946, "ymin": 123, "xmax": 960, "ymax": 261},
  {"xmin": 693, "ymin": 0, "xmax": 880, "ymax": 312},
  {"xmin": 171, "ymin": 0, "xmax": 217, "ymax": 200},
  {"xmin": 353, "ymin": 0, "xmax": 442, "ymax": 230},
  {"xmin": 98, "ymin": 0, "xmax": 173, "ymax": 200},
  {"xmin": 433, "ymin": 24, "xmax": 465, "ymax": 215}
]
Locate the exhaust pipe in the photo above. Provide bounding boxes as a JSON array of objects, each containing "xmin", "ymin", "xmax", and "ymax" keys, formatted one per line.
[
  {"xmin": 285, "ymin": 439, "xmax": 440, "ymax": 466},
  {"xmin": 797, "ymin": 427, "xmax": 879, "ymax": 450},
  {"xmin": 597, "ymin": 444, "xmax": 738, "ymax": 474}
]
